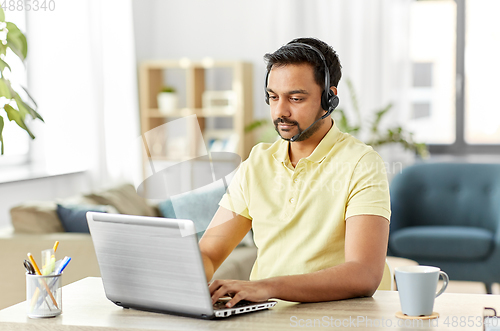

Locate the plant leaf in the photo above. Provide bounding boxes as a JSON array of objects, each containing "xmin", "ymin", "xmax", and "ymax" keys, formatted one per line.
[
  {"xmin": 0, "ymin": 116, "xmax": 4, "ymax": 155},
  {"xmin": 0, "ymin": 58, "xmax": 10, "ymax": 73},
  {"xmin": 370, "ymin": 103, "xmax": 393, "ymax": 134},
  {"xmin": 4, "ymin": 104, "xmax": 34, "ymax": 138},
  {"xmin": 14, "ymin": 93, "xmax": 43, "ymax": 122},
  {"xmin": 20, "ymin": 86, "xmax": 38, "ymax": 108},
  {"xmin": 346, "ymin": 78, "xmax": 362, "ymax": 125},
  {"xmin": 245, "ymin": 119, "xmax": 269, "ymax": 133},
  {"xmin": 0, "ymin": 44, "xmax": 7, "ymax": 57},
  {"xmin": 0, "ymin": 78, "xmax": 11, "ymax": 98},
  {"xmin": 0, "ymin": 7, "xmax": 4, "ymax": 22},
  {"xmin": 6, "ymin": 22, "xmax": 27, "ymax": 60}
]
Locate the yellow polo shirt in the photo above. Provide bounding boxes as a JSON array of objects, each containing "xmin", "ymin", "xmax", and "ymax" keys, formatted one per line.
[{"xmin": 219, "ymin": 122, "xmax": 392, "ymax": 290}]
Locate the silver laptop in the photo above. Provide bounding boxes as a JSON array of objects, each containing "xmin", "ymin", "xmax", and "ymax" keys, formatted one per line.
[{"xmin": 86, "ymin": 212, "xmax": 276, "ymax": 319}]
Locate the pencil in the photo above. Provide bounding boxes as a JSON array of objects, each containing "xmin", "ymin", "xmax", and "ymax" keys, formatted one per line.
[
  {"xmin": 53, "ymin": 241, "xmax": 59, "ymax": 252},
  {"xmin": 27, "ymin": 253, "xmax": 59, "ymax": 309}
]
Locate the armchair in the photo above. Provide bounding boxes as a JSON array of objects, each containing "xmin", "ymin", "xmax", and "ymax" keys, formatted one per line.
[{"xmin": 388, "ymin": 162, "xmax": 500, "ymax": 293}]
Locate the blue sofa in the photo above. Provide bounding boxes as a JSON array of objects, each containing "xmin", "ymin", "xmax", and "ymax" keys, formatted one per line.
[{"xmin": 388, "ymin": 162, "xmax": 500, "ymax": 293}]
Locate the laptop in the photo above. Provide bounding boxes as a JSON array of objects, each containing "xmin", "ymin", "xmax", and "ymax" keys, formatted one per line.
[{"xmin": 86, "ymin": 212, "xmax": 276, "ymax": 319}]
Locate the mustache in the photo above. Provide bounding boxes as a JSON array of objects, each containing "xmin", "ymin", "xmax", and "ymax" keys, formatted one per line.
[{"xmin": 274, "ymin": 118, "xmax": 298, "ymax": 126}]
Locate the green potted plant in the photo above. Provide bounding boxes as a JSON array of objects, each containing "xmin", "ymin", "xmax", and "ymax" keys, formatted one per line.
[
  {"xmin": 0, "ymin": 7, "xmax": 43, "ymax": 155},
  {"xmin": 245, "ymin": 78, "xmax": 428, "ymax": 158},
  {"xmin": 157, "ymin": 85, "xmax": 178, "ymax": 114}
]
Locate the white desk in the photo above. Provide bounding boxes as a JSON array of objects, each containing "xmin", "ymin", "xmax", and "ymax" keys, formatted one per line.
[{"xmin": 0, "ymin": 277, "xmax": 497, "ymax": 330}]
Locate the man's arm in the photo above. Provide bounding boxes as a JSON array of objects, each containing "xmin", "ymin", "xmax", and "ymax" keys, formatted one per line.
[
  {"xmin": 209, "ymin": 214, "xmax": 389, "ymax": 307},
  {"xmin": 199, "ymin": 206, "xmax": 252, "ymax": 282}
]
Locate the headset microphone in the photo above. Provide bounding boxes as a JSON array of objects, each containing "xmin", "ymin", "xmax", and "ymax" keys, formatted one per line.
[{"xmin": 289, "ymin": 108, "xmax": 334, "ymax": 142}]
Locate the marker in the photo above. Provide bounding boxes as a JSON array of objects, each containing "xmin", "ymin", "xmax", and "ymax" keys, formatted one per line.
[
  {"xmin": 56, "ymin": 256, "xmax": 71, "ymax": 274},
  {"xmin": 27, "ymin": 253, "xmax": 59, "ymax": 309}
]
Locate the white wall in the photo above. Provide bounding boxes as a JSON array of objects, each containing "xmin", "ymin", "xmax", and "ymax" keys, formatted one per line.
[{"xmin": 132, "ymin": 0, "xmax": 411, "ymax": 124}]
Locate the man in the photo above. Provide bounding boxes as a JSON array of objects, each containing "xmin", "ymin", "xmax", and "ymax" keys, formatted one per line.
[{"xmin": 199, "ymin": 37, "xmax": 391, "ymax": 308}]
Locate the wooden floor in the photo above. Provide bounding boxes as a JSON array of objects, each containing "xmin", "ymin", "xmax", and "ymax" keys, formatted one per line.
[{"xmin": 439, "ymin": 281, "xmax": 500, "ymax": 294}]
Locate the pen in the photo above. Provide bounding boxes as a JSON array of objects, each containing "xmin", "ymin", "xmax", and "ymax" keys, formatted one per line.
[
  {"xmin": 53, "ymin": 241, "xmax": 59, "ymax": 252},
  {"xmin": 27, "ymin": 253, "xmax": 59, "ymax": 309},
  {"xmin": 34, "ymin": 257, "xmax": 71, "ymax": 308},
  {"xmin": 25, "ymin": 260, "xmax": 52, "ymax": 311},
  {"xmin": 55, "ymin": 256, "xmax": 71, "ymax": 274}
]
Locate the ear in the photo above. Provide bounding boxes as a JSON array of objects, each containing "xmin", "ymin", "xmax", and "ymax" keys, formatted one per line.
[{"xmin": 330, "ymin": 86, "xmax": 338, "ymax": 95}]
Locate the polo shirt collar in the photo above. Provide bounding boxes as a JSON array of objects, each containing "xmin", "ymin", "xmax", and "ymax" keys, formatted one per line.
[{"xmin": 272, "ymin": 121, "xmax": 341, "ymax": 164}]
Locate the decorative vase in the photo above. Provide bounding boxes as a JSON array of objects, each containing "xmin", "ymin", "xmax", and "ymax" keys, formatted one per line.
[{"xmin": 157, "ymin": 92, "xmax": 178, "ymax": 114}]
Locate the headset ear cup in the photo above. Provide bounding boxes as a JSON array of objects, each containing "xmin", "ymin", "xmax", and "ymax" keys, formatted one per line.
[
  {"xmin": 321, "ymin": 91, "xmax": 329, "ymax": 111},
  {"xmin": 265, "ymin": 92, "xmax": 269, "ymax": 105},
  {"xmin": 330, "ymin": 93, "xmax": 339, "ymax": 109},
  {"xmin": 322, "ymin": 90, "xmax": 339, "ymax": 111}
]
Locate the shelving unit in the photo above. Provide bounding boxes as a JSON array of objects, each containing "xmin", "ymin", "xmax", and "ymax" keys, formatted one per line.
[
  {"xmin": 137, "ymin": 59, "xmax": 253, "ymax": 196},
  {"xmin": 139, "ymin": 59, "xmax": 253, "ymax": 160}
]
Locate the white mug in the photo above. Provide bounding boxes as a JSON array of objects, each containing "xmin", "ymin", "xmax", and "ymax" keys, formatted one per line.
[{"xmin": 395, "ymin": 265, "xmax": 449, "ymax": 316}]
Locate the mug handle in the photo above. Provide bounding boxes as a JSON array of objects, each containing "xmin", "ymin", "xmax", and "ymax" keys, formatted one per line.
[{"xmin": 435, "ymin": 271, "xmax": 449, "ymax": 298}]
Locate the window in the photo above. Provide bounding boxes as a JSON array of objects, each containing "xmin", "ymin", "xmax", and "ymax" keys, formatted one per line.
[
  {"xmin": 407, "ymin": 0, "xmax": 500, "ymax": 154},
  {"xmin": 0, "ymin": 9, "xmax": 29, "ymax": 166}
]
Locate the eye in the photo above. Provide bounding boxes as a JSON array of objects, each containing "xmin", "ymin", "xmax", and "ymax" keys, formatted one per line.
[
  {"xmin": 290, "ymin": 97, "xmax": 303, "ymax": 102},
  {"xmin": 269, "ymin": 95, "xmax": 278, "ymax": 101}
]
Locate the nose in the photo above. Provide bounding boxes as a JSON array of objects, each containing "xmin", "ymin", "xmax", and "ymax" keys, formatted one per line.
[{"xmin": 272, "ymin": 97, "xmax": 291, "ymax": 119}]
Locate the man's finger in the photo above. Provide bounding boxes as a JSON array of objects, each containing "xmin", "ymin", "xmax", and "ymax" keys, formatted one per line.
[
  {"xmin": 226, "ymin": 292, "xmax": 244, "ymax": 308},
  {"xmin": 211, "ymin": 285, "xmax": 232, "ymax": 304}
]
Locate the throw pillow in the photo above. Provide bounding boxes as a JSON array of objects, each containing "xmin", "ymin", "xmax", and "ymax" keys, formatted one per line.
[
  {"xmin": 157, "ymin": 181, "xmax": 254, "ymax": 246},
  {"xmin": 10, "ymin": 201, "xmax": 64, "ymax": 233},
  {"xmin": 84, "ymin": 183, "xmax": 158, "ymax": 217},
  {"xmin": 56, "ymin": 204, "xmax": 118, "ymax": 233}
]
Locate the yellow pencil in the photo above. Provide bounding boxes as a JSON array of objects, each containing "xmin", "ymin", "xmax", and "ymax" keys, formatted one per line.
[
  {"xmin": 27, "ymin": 253, "xmax": 59, "ymax": 309},
  {"xmin": 53, "ymin": 241, "xmax": 59, "ymax": 252}
]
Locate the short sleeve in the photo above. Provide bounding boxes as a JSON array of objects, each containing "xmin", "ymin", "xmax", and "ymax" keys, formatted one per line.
[
  {"xmin": 219, "ymin": 160, "xmax": 252, "ymax": 220},
  {"xmin": 345, "ymin": 150, "xmax": 391, "ymax": 221}
]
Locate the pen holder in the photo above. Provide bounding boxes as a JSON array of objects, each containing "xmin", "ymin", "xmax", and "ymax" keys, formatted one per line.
[{"xmin": 26, "ymin": 273, "xmax": 62, "ymax": 318}]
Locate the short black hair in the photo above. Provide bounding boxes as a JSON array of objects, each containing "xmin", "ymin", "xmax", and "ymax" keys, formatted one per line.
[{"xmin": 264, "ymin": 37, "xmax": 342, "ymax": 88}]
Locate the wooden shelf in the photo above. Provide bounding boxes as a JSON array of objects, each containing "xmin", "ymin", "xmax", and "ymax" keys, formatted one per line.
[{"xmin": 138, "ymin": 59, "xmax": 253, "ymax": 189}]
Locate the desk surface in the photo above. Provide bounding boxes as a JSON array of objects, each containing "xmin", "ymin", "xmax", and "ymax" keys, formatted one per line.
[{"xmin": 0, "ymin": 277, "xmax": 497, "ymax": 331}]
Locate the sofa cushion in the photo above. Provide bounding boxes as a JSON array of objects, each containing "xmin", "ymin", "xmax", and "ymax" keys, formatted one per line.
[
  {"xmin": 390, "ymin": 226, "xmax": 494, "ymax": 261},
  {"xmin": 84, "ymin": 183, "xmax": 158, "ymax": 217},
  {"xmin": 158, "ymin": 183, "xmax": 226, "ymax": 238},
  {"xmin": 157, "ymin": 182, "xmax": 254, "ymax": 246},
  {"xmin": 10, "ymin": 201, "xmax": 64, "ymax": 234},
  {"xmin": 56, "ymin": 204, "xmax": 118, "ymax": 233}
]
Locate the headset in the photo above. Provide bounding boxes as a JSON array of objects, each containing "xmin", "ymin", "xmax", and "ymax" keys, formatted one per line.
[{"xmin": 264, "ymin": 42, "xmax": 340, "ymax": 142}]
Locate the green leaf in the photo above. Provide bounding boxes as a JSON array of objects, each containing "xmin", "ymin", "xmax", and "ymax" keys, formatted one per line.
[
  {"xmin": 6, "ymin": 22, "xmax": 27, "ymax": 60},
  {"xmin": 0, "ymin": 58, "xmax": 10, "ymax": 73},
  {"xmin": 245, "ymin": 119, "xmax": 269, "ymax": 133},
  {"xmin": 0, "ymin": 7, "xmax": 4, "ymax": 22},
  {"xmin": 0, "ymin": 116, "xmax": 4, "ymax": 155},
  {"xmin": 0, "ymin": 78, "xmax": 11, "ymax": 98},
  {"xmin": 0, "ymin": 44, "xmax": 7, "ymax": 57},
  {"xmin": 4, "ymin": 103, "xmax": 34, "ymax": 138},
  {"xmin": 14, "ymin": 93, "xmax": 43, "ymax": 122},
  {"xmin": 20, "ymin": 86, "xmax": 38, "ymax": 108}
]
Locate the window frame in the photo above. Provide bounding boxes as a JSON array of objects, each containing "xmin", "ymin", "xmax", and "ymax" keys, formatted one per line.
[{"xmin": 428, "ymin": 0, "xmax": 500, "ymax": 155}]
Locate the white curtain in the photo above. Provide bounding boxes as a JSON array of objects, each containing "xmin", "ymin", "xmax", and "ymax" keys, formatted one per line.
[
  {"xmin": 27, "ymin": 0, "xmax": 141, "ymax": 190},
  {"xmin": 269, "ymin": 0, "xmax": 412, "ymax": 136}
]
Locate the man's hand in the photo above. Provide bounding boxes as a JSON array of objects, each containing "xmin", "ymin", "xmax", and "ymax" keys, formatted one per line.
[{"xmin": 209, "ymin": 279, "xmax": 273, "ymax": 308}]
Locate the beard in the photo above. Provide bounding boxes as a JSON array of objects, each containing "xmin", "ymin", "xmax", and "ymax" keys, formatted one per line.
[{"xmin": 273, "ymin": 109, "xmax": 325, "ymax": 142}]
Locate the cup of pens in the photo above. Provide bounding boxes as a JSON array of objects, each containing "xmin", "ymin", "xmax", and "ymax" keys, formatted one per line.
[{"xmin": 24, "ymin": 241, "xmax": 71, "ymax": 318}]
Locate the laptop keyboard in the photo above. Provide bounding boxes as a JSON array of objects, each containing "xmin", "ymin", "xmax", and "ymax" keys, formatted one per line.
[{"xmin": 213, "ymin": 299, "xmax": 253, "ymax": 310}]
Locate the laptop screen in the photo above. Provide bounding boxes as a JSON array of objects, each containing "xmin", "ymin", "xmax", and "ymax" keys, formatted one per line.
[{"xmin": 87, "ymin": 213, "xmax": 213, "ymax": 316}]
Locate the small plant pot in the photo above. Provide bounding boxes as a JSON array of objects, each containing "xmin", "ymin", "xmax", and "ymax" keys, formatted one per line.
[{"xmin": 157, "ymin": 92, "xmax": 178, "ymax": 114}]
